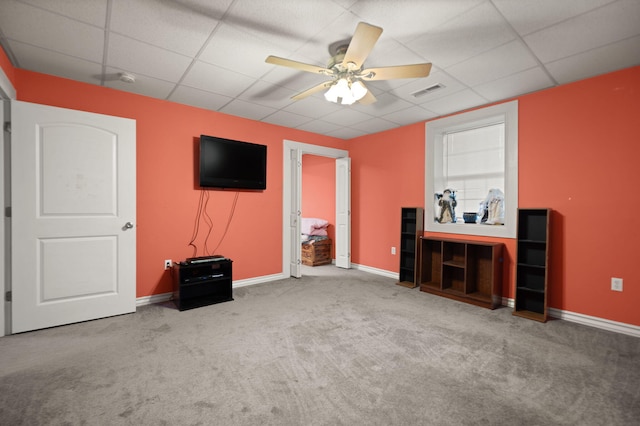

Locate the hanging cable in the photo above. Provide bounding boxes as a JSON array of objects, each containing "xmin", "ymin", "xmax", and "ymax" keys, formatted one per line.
[
  {"xmin": 212, "ymin": 192, "xmax": 239, "ymax": 255},
  {"xmin": 187, "ymin": 190, "xmax": 206, "ymax": 258}
]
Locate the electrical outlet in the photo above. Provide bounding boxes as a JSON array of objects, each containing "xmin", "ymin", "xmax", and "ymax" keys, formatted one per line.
[
  {"xmin": 164, "ymin": 259, "xmax": 172, "ymax": 270},
  {"xmin": 611, "ymin": 277, "xmax": 623, "ymax": 292},
  {"xmin": 391, "ymin": 247, "xmax": 396, "ymax": 255}
]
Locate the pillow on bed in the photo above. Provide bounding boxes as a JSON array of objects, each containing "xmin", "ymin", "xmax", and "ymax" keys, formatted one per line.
[{"xmin": 301, "ymin": 218, "xmax": 329, "ymax": 236}]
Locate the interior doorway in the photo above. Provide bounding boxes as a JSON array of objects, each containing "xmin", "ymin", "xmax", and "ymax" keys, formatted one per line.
[{"xmin": 282, "ymin": 141, "xmax": 350, "ymax": 278}]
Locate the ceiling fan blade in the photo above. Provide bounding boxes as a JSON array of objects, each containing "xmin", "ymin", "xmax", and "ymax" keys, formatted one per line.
[
  {"xmin": 342, "ymin": 22, "xmax": 383, "ymax": 70},
  {"xmin": 266, "ymin": 55, "xmax": 332, "ymax": 76},
  {"xmin": 358, "ymin": 89, "xmax": 377, "ymax": 105},
  {"xmin": 292, "ymin": 81, "xmax": 335, "ymax": 101},
  {"xmin": 361, "ymin": 63, "xmax": 432, "ymax": 81}
]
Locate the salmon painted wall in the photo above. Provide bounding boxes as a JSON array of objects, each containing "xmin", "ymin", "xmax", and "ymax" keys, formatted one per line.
[
  {"xmin": 349, "ymin": 123, "xmax": 426, "ymax": 272},
  {"xmin": 348, "ymin": 66, "xmax": 640, "ymax": 327},
  {"xmin": 10, "ymin": 68, "xmax": 347, "ymax": 298},
  {"xmin": 301, "ymin": 155, "xmax": 336, "ymax": 255}
]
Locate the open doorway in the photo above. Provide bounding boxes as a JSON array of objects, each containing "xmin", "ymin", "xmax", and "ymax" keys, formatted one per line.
[{"xmin": 282, "ymin": 141, "xmax": 350, "ymax": 278}]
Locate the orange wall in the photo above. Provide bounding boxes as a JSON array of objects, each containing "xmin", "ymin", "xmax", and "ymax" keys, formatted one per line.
[
  {"xmin": 349, "ymin": 123, "xmax": 426, "ymax": 272},
  {"xmin": 302, "ymin": 155, "xmax": 336, "ymax": 253},
  {"xmin": 11, "ymin": 69, "xmax": 346, "ymax": 297},
  {"xmin": 349, "ymin": 66, "xmax": 640, "ymax": 326}
]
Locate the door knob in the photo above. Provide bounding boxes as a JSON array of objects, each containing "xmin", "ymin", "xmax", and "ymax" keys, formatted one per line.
[{"xmin": 123, "ymin": 222, "xmax": 134, "ymax": 230}]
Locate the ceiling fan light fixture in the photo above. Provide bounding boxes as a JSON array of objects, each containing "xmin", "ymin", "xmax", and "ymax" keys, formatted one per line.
[{"xmin": 324, "ymin": 78, "xmax": 367, "ymax": 105}]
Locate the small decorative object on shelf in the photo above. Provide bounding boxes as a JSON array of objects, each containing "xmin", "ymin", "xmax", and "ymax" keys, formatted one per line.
[
  {"xmin": 435, "ymin": 189, "xmax": 457, "ymax": 223},
  {"xmin": 397, "ymin": 207, "xmax": 424, "ymax": 288},
  {"xmin": 513, "ymin": 209, "xmax": 551, "ymax": 322}
]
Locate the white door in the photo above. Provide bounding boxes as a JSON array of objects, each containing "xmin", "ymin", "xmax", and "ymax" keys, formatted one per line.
[
  {"xmin": 335, "ymin": 157, "xmax": 351, "ymax": 268},
  {"xmin": 11, "ymin": 101, "xmax": 136, "ymax": 333},
  {"xmin": 289, "ymin": 149, "xmax": 302, "ymax": 278}
]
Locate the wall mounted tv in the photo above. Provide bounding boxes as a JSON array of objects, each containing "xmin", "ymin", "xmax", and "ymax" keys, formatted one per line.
[{"xmin": 199, "ymin": 135, "xmax": 267, "ymax": 190}]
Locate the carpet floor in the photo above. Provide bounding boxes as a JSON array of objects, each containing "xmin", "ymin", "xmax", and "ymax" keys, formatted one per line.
[{"xmin": 1, "ymin": 265, "xmax": 639, "ymax": 425}]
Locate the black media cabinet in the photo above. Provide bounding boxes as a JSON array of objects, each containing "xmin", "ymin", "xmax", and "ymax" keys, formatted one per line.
[{"xmin": 173, "ymin": 258, "xmax": 233, "ymax": 311}]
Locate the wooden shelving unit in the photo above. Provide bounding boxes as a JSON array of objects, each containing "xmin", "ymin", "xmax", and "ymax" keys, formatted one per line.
[
  {"xmin": 397, "ymin": 207, "xmax": 424, "ymax": 288},
  {"xmin": 513, "ymin": 209, "xmax": 550, "ymax": 322},
  {"xmin": 419, "ymin": 237, "xmax": 503, "ymax": 309}
]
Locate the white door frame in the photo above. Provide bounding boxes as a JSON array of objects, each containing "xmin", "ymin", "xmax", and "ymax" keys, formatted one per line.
[
  {"xmin": 282, "ymin": 140, "xmax": 349, "ymax": 277},
  {"xmin": 0, "ymin": 66, "xmax": 16, "ymax": 337}
]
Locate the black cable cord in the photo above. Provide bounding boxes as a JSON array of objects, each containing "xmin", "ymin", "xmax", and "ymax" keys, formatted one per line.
[
  {"xmin": 187, "ymin": 190, "xmax": 206, "ymax": 258},
  {"xmin": 202, "ymin": 190, "xmax": 215, "ymax": 256},
  {"xmin": 213, "ymin": 191, "xmax": 239, "ymax": 255}
]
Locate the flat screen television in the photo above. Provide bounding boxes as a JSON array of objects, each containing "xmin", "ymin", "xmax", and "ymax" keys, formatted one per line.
[{"xmin": 199, "ymin": 135, "xmax": 267, "ymax": 190}]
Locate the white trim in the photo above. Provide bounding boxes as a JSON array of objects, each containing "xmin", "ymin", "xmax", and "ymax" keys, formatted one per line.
[
  {"xmin": 351, "ymin": 263, "xmax": 398, "ymax": 280},
  {"xmin": 0, "ymin": 67, "xmax": 15, "ymax": 337},
  {"xmin": 282, "ymin": 140, "xmax": 349, "ymax": 278},
  {"xmin": 426, "ymin": 100, "xmax": 518, "ymax": 239},
  {"xmin": 502, "ymin": 297, "xmax": 639, "ymax": 338},
  {"xmin": 233, "ymin": 272, "xmax": 287, "ymax": 288},
  {"xmin": 136, "ymin": 292, "xmax": 172, "ymax": 307},
  {"xmin": 0, "ymin": 65, "xmax": 16, "ymax": 100}
]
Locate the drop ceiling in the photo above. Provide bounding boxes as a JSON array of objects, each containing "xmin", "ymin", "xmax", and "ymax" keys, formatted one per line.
[{"xmin": 0, "ymin": 0, "xmax": 638, "ymax": 139}]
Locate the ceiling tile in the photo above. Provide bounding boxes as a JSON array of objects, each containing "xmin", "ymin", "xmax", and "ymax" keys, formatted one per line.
[
  {"xmin": 349, "ymin": 0, "xmax": 483, "ymax": 42},
  {"xmin": 407, "ymin": 2, "xmax": 516, "ymax": 68},
  {"xmin": 181, "ymin": 60, "xmax": 255, "ymax": 97},
  {"xmin": 446, "ymin": 40, "xmax": 539, "ymax": 86},
  {"xmin": 492, "ymin": 0, "xmax": 616, "ymax": 36},
  {"xmin": 474, "ymin": 67, "xmax": 555, "ymax": 101},
  {"xmin": 18, "ymin": 0, "xmax": 108, "ymax": 27},
  {"xmin": 321, "ymin": 108, "xmax": 375, "ymax": 127},
  {"xmin": 351, "ymin": 92, "xmax": 414, "ymax": 116},
  {"xmin": 199, "ymin": 23, "xmax": 288, "ymax": 78},
  {"xmin": 219, "ymin": 99, "xmax": 277, "ymax": 121},
  {"xmin": 326, "ymin": 127, "xmax": 367, "ymax": 139},
  {"xmin": 225, "ymin": 0, "xmax": 346, "ymax": 50},
  {"xmin": 262, "ymin": 110, "xmax": 312, "ymax": 128},
  {"xmin": 7, "ymin": 40, "xmax": 102, "ymax": 85},
  {"xmin": 296, "ymin": 119, "xmax": 342, "ymax": 135},
  {"xmin": 110, "ymin": 0, "xmax": 225, "ymax": 57},
  {"xmin": 237, "ymin": 80, "xmax": 297, "ymax": 109},
  {"xmin": 0, "ymin": 1, "xmax": 104, "ymax": 63},
  {"xmin": 524, "ymin": 0, "xmax": 640, "ymax": 64},
  {"xmin": 544, "ymin": 35, "xmax": 640, "ymax": 84},
  {"xmin": 392, "ymin": 70, "xmax": 466, "ymax": 103},
  {"xmin": 349, "ymin": 117, "xmax": 399, "ymax": 133},
  {"xmin": 104, "ymin": 68, "xmax": 176, "ymax": 99},
  {"xmin": 420, "ymin": 89, "xmax": 488, "ymax": 115},
  {"xmin": 169, "ymin": 85, "xmax": 233, "ymax": 111},
  {"xmin": 107, "ymin": 33, "xmax": 192, "ymax": 82},
  {"xmin": 382, "ymin": 105, "xmax": 438, "ymax": 125},
  {"xmin": 282, "ymin": 96, "xmax": 343, "ymax": 118}
]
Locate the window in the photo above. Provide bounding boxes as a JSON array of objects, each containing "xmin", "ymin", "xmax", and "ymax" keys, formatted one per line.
[{"xmin": 425, "ymin": 101, "xmax": 518, "ymax": 239}]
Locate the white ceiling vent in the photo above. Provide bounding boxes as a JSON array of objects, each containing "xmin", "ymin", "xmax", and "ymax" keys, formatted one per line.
[{"xmin": 411, "ymin": 83, "xmax": 445, "ymax": 98}]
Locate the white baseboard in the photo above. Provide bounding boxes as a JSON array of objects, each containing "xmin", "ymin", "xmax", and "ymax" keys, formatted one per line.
[
  {"xmin": 503, "ymin": 297, "xmax": 639, "ymax": 338},
  {"xmin": 135, "ymin": 273, "xmax": 288, "ymax": 307},
  {"xmin": 350, "ymin": 263, "xmax": 398, "ymax": 280},
  {"xmin": 136, "ymin": 269, "xmax": 639, "ymax": 338}
]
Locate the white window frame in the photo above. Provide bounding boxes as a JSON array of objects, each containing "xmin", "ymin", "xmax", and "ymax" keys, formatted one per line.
[{"xmin": 425, "ymin": 100, "xmax": 518, "ymax": 239}]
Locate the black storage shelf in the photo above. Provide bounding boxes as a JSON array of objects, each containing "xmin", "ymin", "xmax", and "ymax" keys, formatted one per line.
[
  {"xmin": 513, "ymin": 209, "xmax": 550, "ymax": 322},
  {"xmin": 173, "ymin": 258, "xmax": 233, "ymax": 311},
  {"xmin": 397, "ymin": 207, "xmax": 424, "ymax": 288}
]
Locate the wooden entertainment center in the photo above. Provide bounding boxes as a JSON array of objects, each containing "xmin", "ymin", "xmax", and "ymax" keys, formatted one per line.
[{"xmin": 419, "ymin": 237, "xmax": 503, "ymax": 309}]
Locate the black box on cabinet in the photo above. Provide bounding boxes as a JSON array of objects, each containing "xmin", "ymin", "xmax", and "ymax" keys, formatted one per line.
[{"xmin": 173, "ymin": 258, "xmax": 233, "ymax": 311}]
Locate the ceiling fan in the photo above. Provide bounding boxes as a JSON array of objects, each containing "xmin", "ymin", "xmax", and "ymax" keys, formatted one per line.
[{"xmin": 265, "ymin": 22, "xmax": 432, "ymax": 105}]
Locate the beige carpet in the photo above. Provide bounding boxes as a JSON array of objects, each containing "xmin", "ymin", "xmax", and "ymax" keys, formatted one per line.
[{"xmin": 1, "ymin": 265, "xmax": 639, "ymax": 425}]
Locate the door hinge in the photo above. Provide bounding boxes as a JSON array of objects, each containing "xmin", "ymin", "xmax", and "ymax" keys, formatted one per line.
[
  {"xmin": 5, "ymin": 206, "xmax": 10, "ymax": 218},
  {"xmin": 3, "ymin": 122, "xmax": 10, "ymax": 133},
  {"xmin": 5, "ymin": 291, "xmax": 11, "ymax": 302}
]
